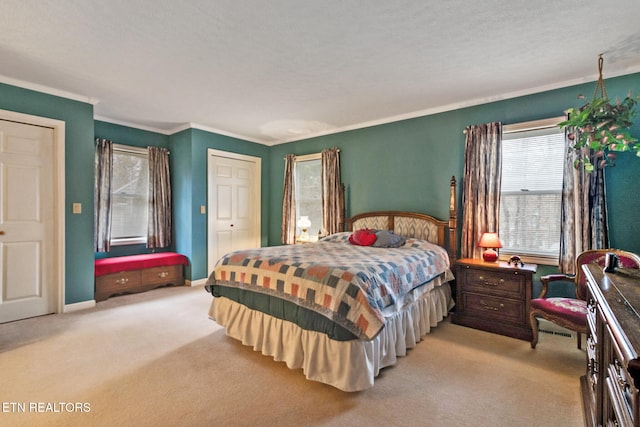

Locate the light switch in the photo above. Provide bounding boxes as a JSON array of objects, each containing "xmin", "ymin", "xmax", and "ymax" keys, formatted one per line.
[
  {"xmin": 200, "ymin": 205, "xmax": 206, "ymax": 214},
  {"xmin": 72, "ymin": 203, "xmax": 82, "ymax": 214}
]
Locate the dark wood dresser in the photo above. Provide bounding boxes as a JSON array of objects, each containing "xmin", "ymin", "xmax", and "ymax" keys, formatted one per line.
[
  {"xmin": 583, "ymin": 263, "xmax": 640, "ymax": 427},
  {"xmin": 453, "ymin": 258, "xmax": 536, "ymax": 341}
]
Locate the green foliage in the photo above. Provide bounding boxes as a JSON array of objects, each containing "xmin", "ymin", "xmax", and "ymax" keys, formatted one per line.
[{"xmin": 558, "ymin": 95, "xmax": 639, "ymax": 171}]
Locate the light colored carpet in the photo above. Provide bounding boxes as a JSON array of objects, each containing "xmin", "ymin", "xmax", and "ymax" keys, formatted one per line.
[{"xmin": 0, "ymin": 285, "xmax": 584, "ymax": 427}]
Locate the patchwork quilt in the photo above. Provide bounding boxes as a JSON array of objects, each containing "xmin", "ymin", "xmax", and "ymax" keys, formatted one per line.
[{"xmin": 208, "ymin": 232, "xmax": 451, "ymax": 340}]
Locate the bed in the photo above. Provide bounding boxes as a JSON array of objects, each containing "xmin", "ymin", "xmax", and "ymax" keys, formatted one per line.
[{"xmin": 205, "ymin": 177, "xmax": 458, "ymax": 391}]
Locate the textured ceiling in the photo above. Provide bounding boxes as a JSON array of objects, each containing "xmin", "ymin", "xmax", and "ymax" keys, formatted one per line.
[{"xmin": 2, "ymin": 1, "xmax": 640, "ymax": 145}]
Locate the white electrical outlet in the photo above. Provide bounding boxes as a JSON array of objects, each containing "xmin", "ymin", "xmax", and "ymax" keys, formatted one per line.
[
  {"xmin": 72, "ymin": 203, "xmax": 82, "ymax": 214},
  {"xmin": 200, "ymin": 205, "xmax": 206, "ymax": 214}
]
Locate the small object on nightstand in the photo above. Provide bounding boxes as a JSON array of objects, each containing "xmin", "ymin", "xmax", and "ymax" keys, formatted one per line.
[{"xmin": 507, "ymin": 255, "xmax": 524, "ymax": 267}]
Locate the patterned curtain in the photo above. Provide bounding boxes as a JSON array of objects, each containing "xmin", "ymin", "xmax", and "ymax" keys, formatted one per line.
[
  {"xmin": 321, "ymin": 147, "xmax": 343, "ymax": 235},
  {"xmin": 94, "ymin": 138, "xmax": 113, "ymax": 252},
  {"xmin": 147, "ymin": 146, "xmax": 172, "ymax": 249},
  {"xmin": 558, "ymin": 127, "xmax": 609, "ymax": 274},
  {"xmin": 461, "ymin": 122, "xmax": 503, "ymax": 259},
  {"xmin": 281, "ymin": 154, "xmax": 296, "ymax": 244}
]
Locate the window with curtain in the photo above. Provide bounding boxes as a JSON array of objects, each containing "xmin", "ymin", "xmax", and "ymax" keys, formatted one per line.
[
  {"xmin": 110, "ymin": 144, "xmax": 149, "ymax": 245},
  {"xmin": 499, "ymin": 118, "xmax": 565, "ymax": 264},
  {"xmin": 282, "ymin": 147, "xmax": 341, "ymax": 245},
  {"xmin": 294, "ymin": 153, "xmax": 322, "ymax": 239}
]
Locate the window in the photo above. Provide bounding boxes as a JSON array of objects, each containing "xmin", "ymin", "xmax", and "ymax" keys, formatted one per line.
[
  {"xmin": 294, "ymin": 153, "xmax": 322, "ymax": 239},
  {"xmin": 499, "ymin": 118, "xmax": 565, "ymax": 264},
  {"xmin": 110, "ymin": 144, "xmax": 149, "ymax": 245}
]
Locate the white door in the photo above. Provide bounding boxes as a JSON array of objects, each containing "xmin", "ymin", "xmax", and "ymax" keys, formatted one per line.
[
  {"xmin": 0, "ymin": 119, "xmax": 56, "ymax": 323},
  {"xmin": 207, "ymin": 151, "xmax": 261, "ymax": 275}
]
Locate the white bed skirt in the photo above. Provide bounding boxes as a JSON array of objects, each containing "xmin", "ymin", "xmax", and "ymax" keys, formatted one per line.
[{"xmin": 209, "ymin": 282, "xmax": 454, "ymax": 392}]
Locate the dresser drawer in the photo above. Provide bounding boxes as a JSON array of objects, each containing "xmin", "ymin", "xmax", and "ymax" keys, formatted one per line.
[
  {"xmin": 606, "ymin": 323, "xmax": 635, "ymax": 425},
  {"xmin": 142, "ymin": 265, "xmax": 183, "ymax": 285},
  {"xmin": 459, "ymin": 267, "xmax": 526, "ymax": 299},
  {"xmin": 461, "ymin": 292, "xmax": 526, "ymax": 324},
  {"xmin": 96, "ymin": 270, "xmax": 142, "ymax": 294},
  {"xmin": 587, "ymin": 297, "xmax": 598, "ymax": 337},
  {"xmin": 606, "ymin": 364, "xmax": 634, "ymax": 426}
]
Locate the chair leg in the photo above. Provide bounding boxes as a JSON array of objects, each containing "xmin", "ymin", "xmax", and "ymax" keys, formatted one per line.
[{"xmin": 529, "ymin": 312, "xmax": 539, "ymax": 349}]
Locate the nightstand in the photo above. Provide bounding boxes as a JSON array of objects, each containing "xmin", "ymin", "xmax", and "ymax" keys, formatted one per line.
[
  {"xmin": 452, "ymin": 258, "xmax": 537, "ymax": 341},
  {"xmin": 294, "ymin": 236, "xmax": 318, "ymax": 244}
]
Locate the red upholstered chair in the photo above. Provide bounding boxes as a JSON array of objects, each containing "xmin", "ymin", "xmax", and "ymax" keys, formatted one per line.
[{"xmin": 529, "ymin": 249, "xmax": 640, "ymax": 349}]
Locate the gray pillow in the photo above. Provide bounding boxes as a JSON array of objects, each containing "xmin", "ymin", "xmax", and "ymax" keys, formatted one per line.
[{"xmin": 372, "ymin": 230, "xmax": 406, "ymax": 248}]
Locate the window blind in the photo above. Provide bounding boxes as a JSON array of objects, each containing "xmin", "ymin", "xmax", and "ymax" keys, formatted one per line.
[{"xmin": 500, "ymin": 125, "xmax": 565, "ymax": 261}]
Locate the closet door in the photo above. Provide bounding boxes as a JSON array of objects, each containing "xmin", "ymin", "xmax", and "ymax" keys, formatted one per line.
[
  {"xmin": 207, "ymin": 151, "xmax": 261, "ymax": 275},
  {"xmin": 0, "ymin": 119, "xmax": 56, "ymax": 323}
]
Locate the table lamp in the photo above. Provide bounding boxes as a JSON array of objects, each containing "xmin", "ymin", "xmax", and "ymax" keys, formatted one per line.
[
  {"xmin": 297, "ymin": 216, "xmax": 311, "ymax": 241},
  {"xmin": 479, "ymin": 232, "xmax": 502, "ymax": 262}
]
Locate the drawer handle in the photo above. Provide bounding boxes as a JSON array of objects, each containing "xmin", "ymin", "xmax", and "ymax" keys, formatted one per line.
[
  {"xmin": 478, "ymin": 275, "xmax": 504, "ymax": 287},
  {"xmin": 158, "ymin": 271, "xmax": 170, "ymax": 278},
  {"xmin": 116, "ymin": 277, "xmax": 129, "ymax": 285},
  {"xmin": 614, "ymin": 360, "xmax": 629, "ymax": 391},
  {"xmin": 480, "ymin": 300, "xmax": 504, "ymax": 311}
]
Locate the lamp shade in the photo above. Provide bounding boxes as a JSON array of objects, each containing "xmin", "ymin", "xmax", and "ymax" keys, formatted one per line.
[
  {"xmin": 478, "ymin": 232, "xmax": 502, "ymax": 262},
  {"xmin": 478, "ymin": 232, "xmax": 503, "ymax": 249},
  {"xmin": 297, "ymin": 216, "xmax": 311, "ymax": 229}
]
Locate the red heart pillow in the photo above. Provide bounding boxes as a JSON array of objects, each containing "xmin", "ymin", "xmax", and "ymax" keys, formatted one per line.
[{"xmin": 348, "ymin": 228, "xmax": 377, "ymax": 246}]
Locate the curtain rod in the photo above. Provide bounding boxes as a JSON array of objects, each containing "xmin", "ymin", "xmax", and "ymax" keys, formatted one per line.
[
  {"xmin": 112, "ymin": 142, "xmax": 170, "ymax": 155},
  {"xmin": 283, "ymin": 148, "xmax": 340, "ymax": 160}
]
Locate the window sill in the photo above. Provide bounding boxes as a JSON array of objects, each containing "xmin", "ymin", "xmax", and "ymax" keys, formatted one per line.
[
  {"xmin": 499, "ymin": 251, "xmax": 558, "ymax": 266},
  {"xmin": 110, "ymin": 237, "xmax": 147, "ymax": 246}
]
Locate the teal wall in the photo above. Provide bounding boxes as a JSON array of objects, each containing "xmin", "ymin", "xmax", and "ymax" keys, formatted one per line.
[
  {"xmin": 169, "ymin": 129, "xmax": 194, "ymax": 279},
  {"xmin": 1, "ymin": 71, "xmax": 638, "ymax": 305},
  {"xmin": 268, "ymin": 73, "xmax": 640, "ymax": 258},
  {"xmin": 169, "ymin": 128, "xmax": 270, "ymax": 281},
  {"xmin": 0, "ymin": 83, "xmax": 95, "ymax": 304}
]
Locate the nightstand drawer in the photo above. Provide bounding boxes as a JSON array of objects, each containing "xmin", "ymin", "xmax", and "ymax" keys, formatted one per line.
[
  {"xmin": 462, "ymin": 292, "xmax": 526, "ymax": 324},
  {"xmin": 459, "ymin": 267, "xmax": 526, "ymax": 299}
]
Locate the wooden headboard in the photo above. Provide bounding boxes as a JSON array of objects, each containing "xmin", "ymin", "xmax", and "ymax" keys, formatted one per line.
[{"xmin": 345, "ymin": 176, "xmax": 458, "ymax": 259}]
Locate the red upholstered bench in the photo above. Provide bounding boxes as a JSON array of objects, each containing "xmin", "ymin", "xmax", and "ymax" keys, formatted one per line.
[{"xmin": 94, "ymin": 252, "xmax": 189, "ymax": 301}]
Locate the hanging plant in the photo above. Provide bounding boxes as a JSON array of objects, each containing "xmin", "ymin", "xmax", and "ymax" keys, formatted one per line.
[{"xmin": 558, "ymin": 55, "xmax": 639, "ymax": 172}]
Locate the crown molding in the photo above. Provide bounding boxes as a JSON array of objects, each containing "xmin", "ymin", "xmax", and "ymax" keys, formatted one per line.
[
  {"xmin": 0, "ymin": 74, "xmax": 99, "ymax": 105},
  {"xmin": 273, "ymin": 64, "xmax": 640, "ymax": 145},
  {"xmin": 5, "ymin": 65, "xmax": 640, "ymax": 146},
  {"xmin": 93, "ymin": 116, "xmax": 174, "ymax": 135},
  {"xmin": 167, "ymin": 122, "xmax": 269, "ymax": 145}
]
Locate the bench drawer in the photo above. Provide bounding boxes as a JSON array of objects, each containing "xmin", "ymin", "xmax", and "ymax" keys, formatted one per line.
[
  {"xmin": 95, "ymin": 270, "xmax": 142, "ymax": 301},
  {"xmin": 142, "ymin": 265, "xmax": 184, "ymax": 285}
]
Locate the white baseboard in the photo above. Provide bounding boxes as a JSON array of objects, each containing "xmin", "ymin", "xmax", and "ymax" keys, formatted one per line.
[
  {"xmin": 62, "ymin": 279, "xmax": 205, "ymax": 312},
  {"xmin": 186, "ymin": 278, "xmax": 207, "ymax": 287},
  {"xmin": 63, "ymin": 299, "xmax": 96, "ymax": 313}
]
